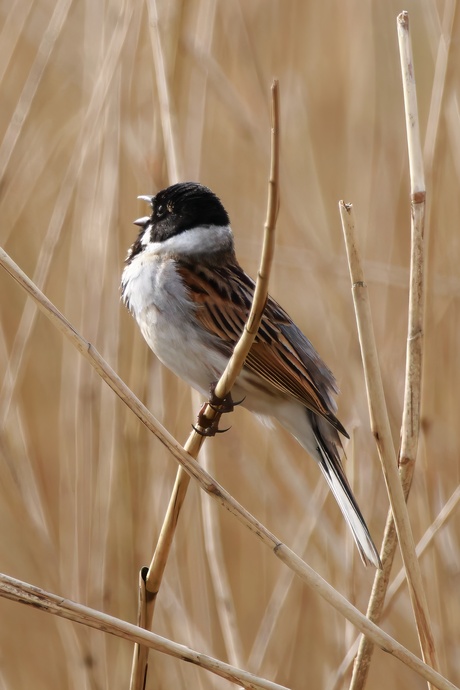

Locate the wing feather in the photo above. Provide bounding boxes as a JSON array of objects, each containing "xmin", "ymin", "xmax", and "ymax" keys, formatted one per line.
[{"xmin": 177, "ymin": 261, "xmax": 348, "ymax": 437}]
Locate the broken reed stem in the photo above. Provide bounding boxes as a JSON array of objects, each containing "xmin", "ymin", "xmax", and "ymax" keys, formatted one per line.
[
  {"xmin": 349, "ymin": 12, "xmax": 437, "ymax": 690},
  {"xmin": 396, "ymin": 10, "xmax": 426, "ymax": 486},
  {"xmin": 0, "ymin": 572, "xmax": 288, "ymax": 690},
  {"xmin": 0, "ymin": 247, "xmax": 458, "ymax": 690},
  {"xmin": 129, "ymin": 79, "xmax": 280, "ymax": 690},
  {"xmin": 339, "ymin": 201, "xmax": 438, "ymax": 688}
]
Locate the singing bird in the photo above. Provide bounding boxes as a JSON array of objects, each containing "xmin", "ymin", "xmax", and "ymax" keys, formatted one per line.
[{"xmin": 121, "ymin": 181, "xmax": 380, "ymax": 567}]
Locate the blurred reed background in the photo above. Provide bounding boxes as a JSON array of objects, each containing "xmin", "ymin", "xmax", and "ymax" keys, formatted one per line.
[{"xmin": 0, "ymin": 0, "xmax": 459, "ymax": 688}]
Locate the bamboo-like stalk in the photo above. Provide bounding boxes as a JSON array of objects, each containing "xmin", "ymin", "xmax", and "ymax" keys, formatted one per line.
[
  {"xmin": 0, "ymin": 244, "xmax": 458, "ymax": 690},
  {"xmin": 0, "ymin": 572, "xmax": 288, "ymax": 690},
  {"xmin": 396, "ymin": 9, "xmax": 426, "ymax": 487},
  {"xmin": 348, "ymin": 12, "xmax": 438, "ymax": 690},
  {"xmin": 129, "ymin": 79, "xmax": 280, "ymax": 690},
  {"xmin": 339, "ymin": 199, "xmax": 437, "ymax": 688}
]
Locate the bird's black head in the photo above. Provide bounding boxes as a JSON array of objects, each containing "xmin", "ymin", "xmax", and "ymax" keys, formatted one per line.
[
  {"xmin": 127, "ymin": 182, "xmax": 230, "ymax": 263},
  {"xmin": 150, "ymin": 182, "xmax": 230, "ymax": 240}
]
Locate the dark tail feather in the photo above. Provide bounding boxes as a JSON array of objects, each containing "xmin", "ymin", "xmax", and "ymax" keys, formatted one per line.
[{"xmin": 309, "ymin": 412, "xmax": 381, "ymax": 568}]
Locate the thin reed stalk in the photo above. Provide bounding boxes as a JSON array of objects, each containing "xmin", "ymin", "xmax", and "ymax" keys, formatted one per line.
[
  {"xmin": 339, "ymin": 198, "xmax": 437, "ymax": 689},
  {"xmin": 0, "ymin": 572, "xmax": 289, "ymax": 690},
  {"xmin": 129, "ymin": 80, "xmax": 280, "ymax": 690},
  {"xmin": 348, "ymin": 12, "xmax": 437, "ymax": 690}
]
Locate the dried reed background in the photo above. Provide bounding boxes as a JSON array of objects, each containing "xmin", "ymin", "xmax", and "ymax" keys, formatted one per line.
[{"xmin": 0, "ymin": 1, "xmax": 459, "ymax": 689}]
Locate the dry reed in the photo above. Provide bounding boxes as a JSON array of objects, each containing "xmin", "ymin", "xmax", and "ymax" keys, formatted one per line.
[
  {"xmin": 129, "ymin": 80, "xmax": 280, "ymax": 690},
  {"xmin": 0, "ymin": 2, "xmax": 459, "ymax": 689}
]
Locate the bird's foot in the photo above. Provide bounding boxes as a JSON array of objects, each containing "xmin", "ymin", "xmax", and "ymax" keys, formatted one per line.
[
  {"xmin": 193, "ymin": 401, "xmax": 231, "ymax": 437},
  {"xmin": 192, "ymin": 384, "xmax": 244, "ymax": 437},
  {"xmin": 208, "ymin": 383, "xmax": 245, "ymax": 413}
]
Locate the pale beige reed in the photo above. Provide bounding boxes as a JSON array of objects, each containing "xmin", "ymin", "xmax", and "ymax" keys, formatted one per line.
[{"xmin": 0, "ymin": 1, "xmax": 459, "ymax": 689}]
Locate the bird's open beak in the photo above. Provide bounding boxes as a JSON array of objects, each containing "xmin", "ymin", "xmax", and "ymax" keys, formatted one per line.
[
  {"xmin": 133, "ymin": 216, "xmax": 151, "ymax": 227},
  {"xmin": 138, "ymin": 195, "xmax": 154, "ymax": 205}
]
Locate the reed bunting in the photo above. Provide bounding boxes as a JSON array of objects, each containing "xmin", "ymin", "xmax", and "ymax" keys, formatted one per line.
[{"xmin": 121, "ymin": 182, "xmax": 380, "ymax": 567}]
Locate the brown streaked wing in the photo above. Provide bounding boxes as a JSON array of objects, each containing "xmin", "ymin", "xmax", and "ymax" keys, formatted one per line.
[
  {"xmin": 177, "ymin": 263, "xmax": 248, "ymax": 348},
  {"xmin": 177, "ymin": 261, "xmax": 347, "ymax": 436}
]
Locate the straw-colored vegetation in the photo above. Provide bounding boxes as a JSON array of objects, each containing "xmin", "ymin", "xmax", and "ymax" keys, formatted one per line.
[{"xmin": 0, "ymin": 1, "xmax": 459, "ymax": 689}]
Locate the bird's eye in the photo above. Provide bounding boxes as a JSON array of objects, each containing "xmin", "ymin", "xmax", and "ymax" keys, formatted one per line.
[{"xmin": 156, "ymin": 204, "xmax": 166, "ymax": 218}]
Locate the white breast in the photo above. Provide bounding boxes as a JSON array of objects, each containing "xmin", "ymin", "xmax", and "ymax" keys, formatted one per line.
[{"xmin": 121, "ymin": 252, "xmax": 228, "ymax": 396}]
